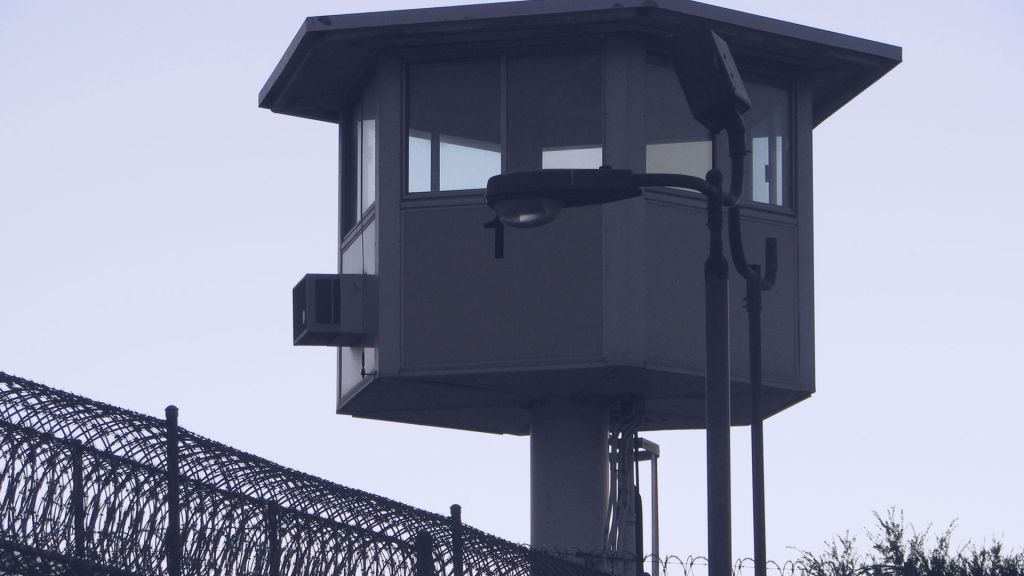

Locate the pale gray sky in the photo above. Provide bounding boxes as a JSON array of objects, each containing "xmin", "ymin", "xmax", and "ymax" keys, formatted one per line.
[{"xmin": 1, "ymin": 0, "xmax": 1021, "ymax": 563}]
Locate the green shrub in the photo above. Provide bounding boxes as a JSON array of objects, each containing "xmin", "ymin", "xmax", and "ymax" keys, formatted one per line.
[{"xmin": 796, "ymin": 510, "xmax": 1023, "ymax": 576}]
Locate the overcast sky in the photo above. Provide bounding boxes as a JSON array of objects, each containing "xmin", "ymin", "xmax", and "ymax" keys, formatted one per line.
[{"xmin": 1, "ymin": 0, "xmax": 1021, "ymax": 565}]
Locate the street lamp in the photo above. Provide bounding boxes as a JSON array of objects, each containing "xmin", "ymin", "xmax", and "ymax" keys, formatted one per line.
[
  {"xmin": 487, "ymin": 163, "xmax": 736, "ymax": 576},
  {"xmin": 485, "ymin": 29, "xmax": 749, "ymax": 576},
  {"xmin": 487, "ymin": 168, "xmax": 637, "ymax": 227}
]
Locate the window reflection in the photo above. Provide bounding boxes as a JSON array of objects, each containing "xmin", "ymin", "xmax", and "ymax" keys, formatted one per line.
[
  {"xmin": 644, "ymin": 59, "xmax": 791, "ymax": 208},
  {"xmin": 407, "ymin": 59, "xmax": 502, "ymax": 192},
  {"xmin": 745, "ymin": 80, "xmax": 790, "ymax": 207},
  {"xmin": 750, "ymin": 136, "xmax": 785, "ymax": 206},
  {"xmin": 344, "ymin": 81, "xmax": 377, "ymax": 234},
  {"xmin": 644, "ymin": 59, "xmax": 711, "ymax": 180},
  {"xmin": 403, "ymin": 53, "xmax": 791, "ymax": 206},
  {"xmin": 440, "ymin": 134, "xmax": 501, "ymax": 190},
  {"xmin": 541, "ymin": 145, "xmax": 603, "ymax": 169},
  {"xmin": 646, "ymin": 141, "xmax": 712, "ymax": 178},
  {"xmin": 509, "ymin": 52, "xmax": 603, "ymax": 171},
  {"xmin": 408, "ymin": 129, "xmax": 431, "ymax": 193},
  {"xmin": 406, "ymin": 52, "xmax": 606, "ymax": 193},
  {"xmin": 359, "ymin": 116, "xmax": 376, "ymax": 211}
]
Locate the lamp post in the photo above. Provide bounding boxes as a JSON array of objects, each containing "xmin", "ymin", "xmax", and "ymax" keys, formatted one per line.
[
  {"xmin": 485, "ymin": 29, "xmax": 750, "ymax": 576},
  {"xmin": 486, "ymin": 166, "xmax": 736, "ymax": 576},
  {"xmin": 729, "ymin": 203, "xmax": 778, "ymax": 576}
]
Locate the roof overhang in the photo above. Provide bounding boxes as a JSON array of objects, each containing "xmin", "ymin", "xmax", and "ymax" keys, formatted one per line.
[{"xmin": 259, "ymin": 0, "xmax": 901, "ymax": 126}]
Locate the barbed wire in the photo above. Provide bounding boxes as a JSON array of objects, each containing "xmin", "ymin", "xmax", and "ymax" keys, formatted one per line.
[
  {"xmin": 529, "ymin": 549, "xmax": 808, "ymax": 576},
  {"xmin": 0, "ymin": 370, "xmax": 828, "ymax": 576},
  {"xmin": 0, "ymin": 371, "xmax": 608, "ymax": 576}
]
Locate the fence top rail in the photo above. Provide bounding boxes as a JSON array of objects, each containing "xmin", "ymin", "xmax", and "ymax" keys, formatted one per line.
[{"xmin": 0, "ymin": 371, "xmax": 610, "ymax": 576}]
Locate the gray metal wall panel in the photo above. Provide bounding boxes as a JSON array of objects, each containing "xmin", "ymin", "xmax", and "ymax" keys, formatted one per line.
[
  {"xmin": 727, "ymin": 215, "xmax": 800, "ymax": 386},
  {"xmin": 401, "ymin": 204, "xmax": 604, "ymax": 369},
  {"xmin": 644, "ymin": 199, "xmax": 803, "ymax": 390},
  {"xmin": 340, "ymin": 234, "xmax": 370, "ymax": 398},
  {"xmin": 645, "ymin": 199, "xmax": 708, "ymax": 373}
]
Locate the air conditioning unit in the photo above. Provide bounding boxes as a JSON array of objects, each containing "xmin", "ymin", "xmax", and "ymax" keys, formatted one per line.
[{"xmin": 292, "ymin": 274, "xmax": 373, "ymax": 346}]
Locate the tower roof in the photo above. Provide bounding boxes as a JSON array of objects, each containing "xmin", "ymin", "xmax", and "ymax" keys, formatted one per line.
[{"xmin": 259, "ymin": 0, "xmax": 900, "ymax": 126}]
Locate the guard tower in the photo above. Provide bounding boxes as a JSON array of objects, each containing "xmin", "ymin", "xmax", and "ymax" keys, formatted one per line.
[{"xmin": 261, "ymin": 0, "xmax": 899, "ymax": 567}]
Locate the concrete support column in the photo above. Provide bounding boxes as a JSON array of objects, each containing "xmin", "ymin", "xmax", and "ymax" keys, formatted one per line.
[{"xmin": 530, "ymin": 399, "xmax": 609, "ymax": 556}]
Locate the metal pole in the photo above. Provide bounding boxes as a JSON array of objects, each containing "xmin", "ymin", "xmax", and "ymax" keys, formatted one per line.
[
  {"xmin": 635, "ymin": 489, "xmax": 644, "ymax": 576},
  {"xmin": 71, "ymin": 441, "xmax": 86, "ymax": 576},
  {"xmin": 450, "ymin": 504, "xmax": 464, "ymax": 576},
  {"xmin": 727, "ymin": 204, "xmax": 776, "ymax": 576},
  {"xmin": 747, "ymin": 274, "xmax": 767, "ymax": 576},
  {"xmin": 703, "ymin": 173, "xmax": 732, "ymax": 576},
  {"xmin": 415, "ymin": 531, "xmax": 436, "ymax": 576},
  {"xmin": 166, "ymin": 405, "xmax": 182, "ymax": 576},
  {"xmin": 267, "ymin": 503, "xmax": 281, "ymax": 576},
  {"xmin": 650, "ymin": 450, "xmax": 659, "ymax": 576}
]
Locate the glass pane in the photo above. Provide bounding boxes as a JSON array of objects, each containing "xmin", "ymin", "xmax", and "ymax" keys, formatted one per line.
[
  {"xmin": 407, "ymin": 59, "xmax": 501, "ymax": 192},
  {"xmin": 341, "ymin": 123, "xmax": 356, "ymax": 234},
  {"xmin": 408, "ymin": 129, "xmax": 431, "ymax": 193},
  {"xmin": 354, "ymin": 118, "xmax": 362, "ymax": 215},
  {"xmin": 647, "ymin": 60, "xmax": 792, "ymax": 208},
  {"xmin": 542, "ymin": 145, "xmax": 603, "ymax": 169},
  {"xmin": 508, "ymin": 52, "xmax": 603, "ymax": 172},
  {"xmin": 360, "ymin": 117, "xmax": 376, "ymax": 211},
  {"xmin": 646, "ymin": 141, "xmax": 712, "ymax": 177},
  {"xmin": 774, "ymin": 136, "xmax": 784, "ymax": 206},
  {"xmin": 644, "ymin": 60, "xmax": 710, "ymax": 179},
  {"xmin": 351, "ymin": 80, "xmax": 377, "ymax": 215},
  {"xmin": 742, "ymin": 79, "xmax": 791, "ymax": 207},
  {"xmin": 751, "ymin": 136, "xmax": 770, "ymax": 203},
  {"xmin": 440, "ymin": 134, "xmax": 501, "ymax": 190}
]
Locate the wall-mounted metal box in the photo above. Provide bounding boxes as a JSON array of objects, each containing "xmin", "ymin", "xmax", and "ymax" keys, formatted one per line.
[
  {"xmin": 262, "ymin": 0, "xmax": 900, "ymax": 435},
  {"xmin": 293, "ymin": 274, "xmax": 373, "ymax": 347}
]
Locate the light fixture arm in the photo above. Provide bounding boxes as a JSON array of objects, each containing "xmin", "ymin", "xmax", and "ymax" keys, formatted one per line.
[
  {"xmin": 723, "ymin": 121, "xmax": 748, "ymax": 207},
  {"xmin": 728, "ymin": 206, "xmax": 778, "ymax": 289},
  {"xmin": 632, "ymin": 172, "xmax": 713, "ymax": 194}
]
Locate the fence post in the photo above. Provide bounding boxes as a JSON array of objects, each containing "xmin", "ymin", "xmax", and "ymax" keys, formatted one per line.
[
  {"xmin": 415, "ymin": 531, "xmax": 436, "ymax": 576},
  {"xmin": 166, "ymin": 405, "xmax": 182, "ymax": 576},
  {"xmin": 71, "ymin": 441, "xmax": 86, "ymax": 575},
  {"xmin": 450, "ymin": 504, "xmax": 464, "ymax": 576},
  {"xmin": 267, "ymin": 503, "xmax": 281, "ymax": 576}
]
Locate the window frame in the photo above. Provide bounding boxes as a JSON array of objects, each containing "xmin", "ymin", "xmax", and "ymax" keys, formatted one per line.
[
  {"xmin": 401, "ymin": 42, "xmax": 607, "ymax": 199},
  {"xmin": 735, "ymin": 70, "xmax": 797, "ymax": 214},
  {"xmin": 403, "ymin": 54, "xmax": 506, "ymax": 198}
]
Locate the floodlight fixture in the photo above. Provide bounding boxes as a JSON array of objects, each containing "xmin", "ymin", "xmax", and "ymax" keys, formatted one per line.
[
  {"xmin": 485, "ymin": 168, "xmax": 639, "ymax": 228},
  {"xmin": 485, "ymin": 169, "xmax": 722, "ymax": 228},
  {"xmin": 672, "ymin": 29, "xmax": 751, "ymax": 135}
]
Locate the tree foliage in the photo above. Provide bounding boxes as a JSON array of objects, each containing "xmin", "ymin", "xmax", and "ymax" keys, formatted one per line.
[{"xmin": 797, "ymin": 510, "xmax": 1023, "ymax": 576}]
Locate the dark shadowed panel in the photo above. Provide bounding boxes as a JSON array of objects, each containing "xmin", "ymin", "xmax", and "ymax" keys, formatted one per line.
[{"xmin": 401, "ymin": 203, "xmax": 604, "ymax": 369}]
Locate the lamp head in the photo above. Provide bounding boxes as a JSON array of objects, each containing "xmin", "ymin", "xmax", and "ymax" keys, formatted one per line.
[
  {"xmin": 672, "ymin": 29, "xmax": 750, "ymax": 134},
  {"xmin": 491, "ymin": 196, "xmax": 564, "ymax": 228},
  {"xmin": 485, "ymin": 168, "xmax": 641, "ymax": 228}
]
